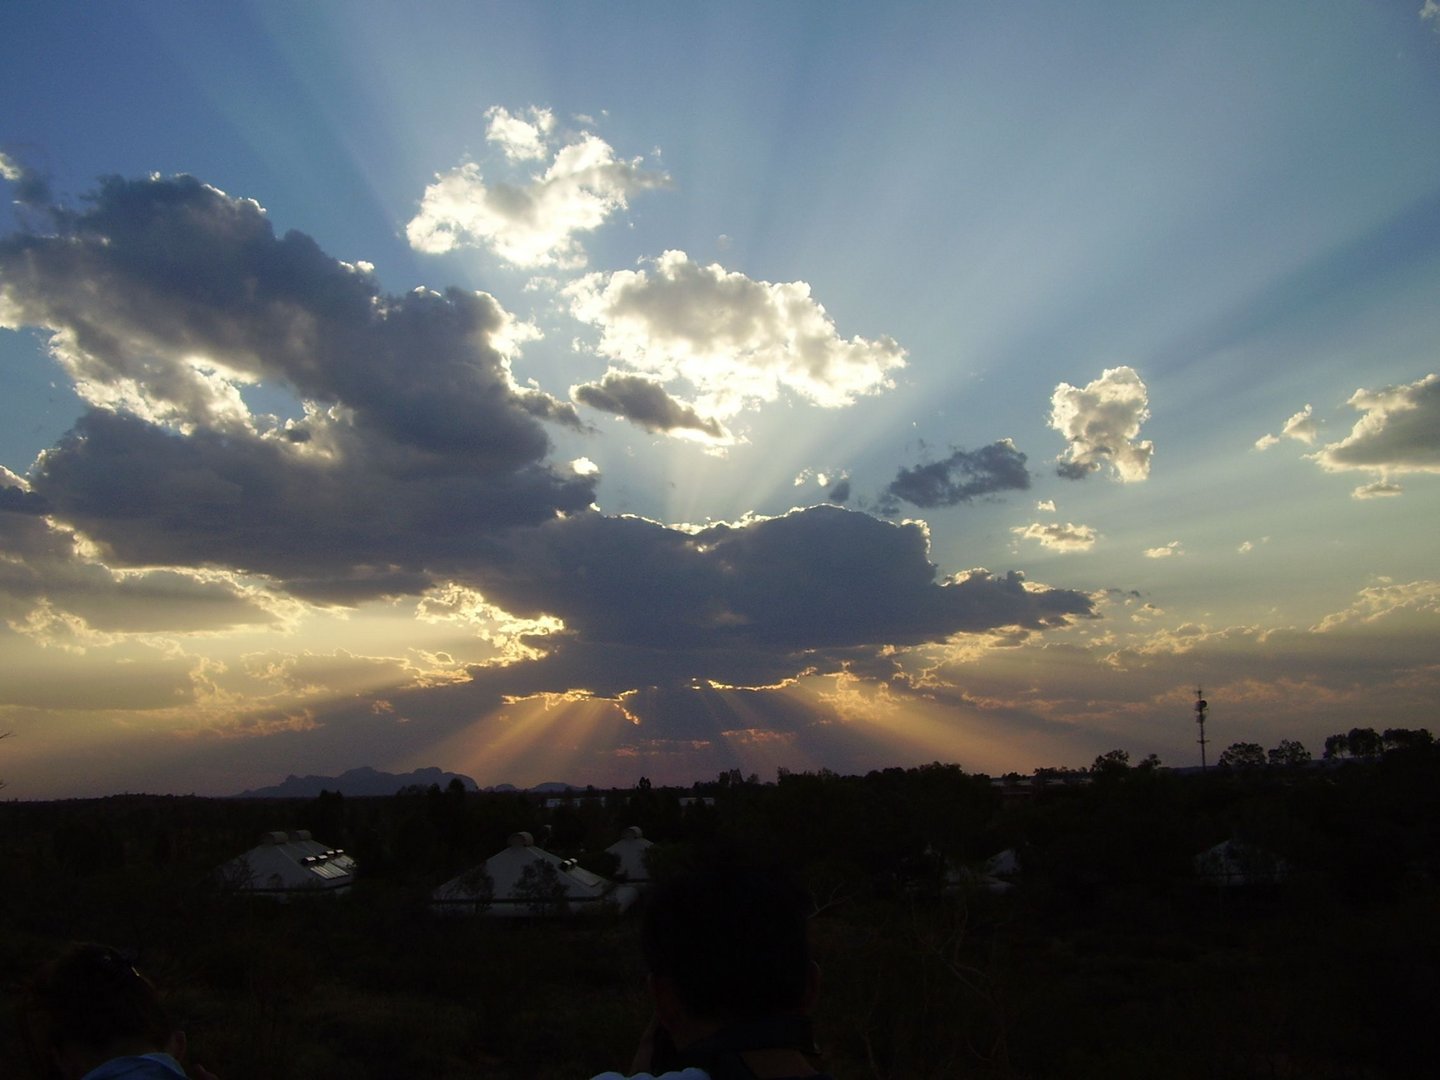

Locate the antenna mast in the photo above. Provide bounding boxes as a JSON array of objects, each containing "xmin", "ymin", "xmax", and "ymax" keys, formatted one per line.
[{"xmin": 1194, "ymin": 687, "xmax": 1209, "ymax": 773}]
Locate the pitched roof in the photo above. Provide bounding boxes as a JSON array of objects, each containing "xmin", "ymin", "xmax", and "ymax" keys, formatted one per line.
[
  {"xmin": 218, "ymin": 829, "xmax": 356, "ymax": 898},
  {"xmin": 433, "ymin": 831, "xmax": 636, "ymax": 916}
]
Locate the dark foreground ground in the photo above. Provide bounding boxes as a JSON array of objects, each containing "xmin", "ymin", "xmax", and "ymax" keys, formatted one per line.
[{"xmin": 2, "ymin": 751, "xmax": 1436, "ymax": 1078}]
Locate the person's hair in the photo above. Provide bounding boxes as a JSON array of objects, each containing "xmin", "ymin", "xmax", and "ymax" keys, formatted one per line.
[
  {"xmin": 640, "ymin": 867, "xmax": 812, "ymax": 1022},
  {"xmin": 18, "ymin": 943, "xmax": 174, "ymax": 1077}
]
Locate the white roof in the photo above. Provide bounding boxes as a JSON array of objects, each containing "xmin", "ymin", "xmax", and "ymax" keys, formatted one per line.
[
  {"xmin": 1194, "ymin": 839, "xmax": 1289, "ymax": 887},
  {"xmin": 985, "ymin": 848, "xmax": 1021, "ymax": 877},
  {"xmin": 432, "ymin": 831, "xmax": 636, "ymax": 916},
  {"xmin": 218, "ymin": 830, "xmax": 356, "ymax": 898},
  {"xmin": 605, "ymin": 825, "xmax": 654, "ymax": 882}
]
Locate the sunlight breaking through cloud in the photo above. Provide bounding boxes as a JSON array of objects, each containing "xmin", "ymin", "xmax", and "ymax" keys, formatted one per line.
[{"xmin": 406, "ymin": 112, "xmax": 668, "ymax": 268}]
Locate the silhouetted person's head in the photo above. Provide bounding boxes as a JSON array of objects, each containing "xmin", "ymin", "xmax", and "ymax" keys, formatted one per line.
[
  {"xmin": 18, "ymin": 943, "xmax": 185, "ymax": 1080},
  {"xmin": 641, "ymin": 868, "xmax": 816, "ymax": 1035}
]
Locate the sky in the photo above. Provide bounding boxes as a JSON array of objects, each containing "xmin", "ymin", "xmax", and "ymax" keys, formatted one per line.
[{"xmin": 2, "ymin": 1, "xmax": 1439, "ymax": 799}]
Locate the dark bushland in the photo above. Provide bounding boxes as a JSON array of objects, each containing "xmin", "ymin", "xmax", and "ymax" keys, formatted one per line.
[{"xmin": 2, "ymin": 751, "xmax": 1437, "ymax": 1077}]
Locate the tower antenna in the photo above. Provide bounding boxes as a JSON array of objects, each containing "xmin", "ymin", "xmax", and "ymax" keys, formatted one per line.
[{"xmin": 1194, "ymin": 686, "xmax": 1209, "ymax": 773}]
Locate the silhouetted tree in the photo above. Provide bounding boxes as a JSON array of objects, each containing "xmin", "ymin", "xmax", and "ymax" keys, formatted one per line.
[
  {"xmin": 1382, "ymin": 727, "xmax": 1434, "ymax": 752},
  {"xmin": 514, "ymin": 859, "xmax": 569, "ymax": 916},
  {"xmin": 1218, "ymin": 742, "xmax": 1266, "ymax": 770},
  {"xmin": 1346, "ymin": 727, "xmax": 1383, "ymax": 758},
  {"xmin": 303, "ymin": 788, "xmax": 346, "ymax": 843},
  {"xmin": 1091, "ymin": 749, "xmax": 1130, "ymax": 778},
  {"xmin": 1033, "ymin": 765, "xmax": 1083, "ymax": 781},
  {"xmin": 1267, "ymin": 738, "xmax": 1311, "ymax": 767}
]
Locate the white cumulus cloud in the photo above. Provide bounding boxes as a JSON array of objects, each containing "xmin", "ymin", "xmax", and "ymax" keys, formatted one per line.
[
  {"xmin": 1352, "ymin": 480, "xmax": 1404, "ymax": 500},
  {"xmin": 565, "ymin": 250, "xmax": 906, "ymax": 422},
  {"xmin": 1011, "ymin": 521, "xmax": 1098, "ymax": 552},
  {"xmin": 1310, "ymin": 374, "xmax": 1440, "ymax": 486},
  {"xmin": 1049, "ymin": 365, "xmax": 1153, "ymax": 482},
  {"xmin": 485, "ymin": 105, "xmax": 555, "ymax": 161},
  {"xmin": 406, "ymin": 110, "xmax": 668, "ymax": 268},
  {"xmin": 1281, "ymin": 404, "xmax": 1318, "ymax": 444}
]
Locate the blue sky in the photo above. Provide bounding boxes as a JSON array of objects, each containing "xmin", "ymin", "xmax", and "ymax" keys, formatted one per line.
[{"xmin": 2, "ymin": 1, "xmax": 1439, "ymax": 798}]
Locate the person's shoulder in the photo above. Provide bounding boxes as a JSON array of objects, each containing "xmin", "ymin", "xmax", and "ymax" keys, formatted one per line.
[{"xmin": 81, "ymin": 1053, "xmax": 188, "ymax": 1079}]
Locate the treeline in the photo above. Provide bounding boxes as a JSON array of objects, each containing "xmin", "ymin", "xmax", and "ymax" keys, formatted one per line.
[
  {"xmin": 1201, "ymin": 725, "xmax": 1434, "ymax": 770},
  {"xmin": 3, "ymin": 748, "xmax": 1438, "ymax": 1077}
]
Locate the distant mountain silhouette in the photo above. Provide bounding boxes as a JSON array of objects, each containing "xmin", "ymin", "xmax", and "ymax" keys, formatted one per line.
[{"xmin": 234, "ymin": 766, "xmax": 479, "ymax": 798}]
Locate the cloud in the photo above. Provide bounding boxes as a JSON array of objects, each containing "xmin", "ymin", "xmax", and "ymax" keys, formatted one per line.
[
  {"xmin": 1281, "ymin": 404, "xmax": 1318, "ymax": 444},
  {"xmin": 908, "ymin": 577, "xmax": 1440, "ymax": 770},
  {"xmin": 572, "ymin": 372, "xmax": 730, "ymax": 441},
  {"xmin": 880, "ymin": 440, "xmax": 1030, "ymax": 513},
  {"xmin": 0, "ymin": 174, "xmax": 595, "ymax": 600},
  {"xmin": 1049, "ymin": 365, "xmax": 1153, "ymax": 481},
  {"xmin": 1256, "ymin": 404, "xmax": 1319, "ymax": 452},
  {"xmin": 243, "ymin": 647, "xmax": 415, "ymax": 698},
  {"xmin": 405, "ymin": 111, "xmax": 668, "ymax": 268},
  {"xmin": 1143, "ymin": 541, "xmax": 1183, "ymax": 559},
  {"xmin": 0, "ymin": 172, "xmax": 1105, "ymax": 792},
  {"xmin": 1309, "ymin": 374, "xmax": 1440, "ymax": 483},
  {"xmin": 1352, "ymin": 480, "xmax": 1404, "ymax": 499},
  {"xmin": 1011, "ymin": 521, "xmax": 1099, "ymax": 552},
  {"xmin": 565, "ymin": 250, "xmax": 906, "ymax": 421},
  {"xmin": 440, "ymin": 505, "xmax": 1096, "ymax": 701},
  {"xmin": 0, "ymin": 468, "xmax": 282, "ymax": 636},
  {"xmin": 793, "ymin": 468, "xmax": 849, "ymax": 501},
  {"xmin": 484, "ymin": 105, "xmax": 555, "ymax": 162},
  {"xmin": 0, "ymin": 150, "xmax": 51, "ymax": 205},
  {"xmin": 0, "ymin": 484, "xmax": 48, "ymax": 514},
  {"xmin": 1311, "ymin": 578, "xmax": 1440, "ymax": 632}
]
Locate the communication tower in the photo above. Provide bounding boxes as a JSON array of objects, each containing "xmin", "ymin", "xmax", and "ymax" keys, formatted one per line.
[{"xmin": 1194, "ymin": 687, "xmax": 1209, "ymax": 772}]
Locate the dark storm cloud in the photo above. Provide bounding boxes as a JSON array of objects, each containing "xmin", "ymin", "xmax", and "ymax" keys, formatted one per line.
[
  {"xmin": 827, "ymin": 478, "xmax": 851, "ymax": 503},
  {"xmin": 0, "ymin": 175, "xmax": 596, "ymax": 599},
  {"xmin": 447, "ymin": 505, "xmax": 1095, "ymax": 696},
  {"xmin": 0, "ymin": 174, "xmax": 582, "ymax": 458},
  {"xmin": 29, "ymin": 408, "xmax": 593, "ymax": 600},
  {"xmin": 0, "ymin": 485, "xmax": 48, "ymax": 513},
  {"xmin": 1055, "ymin": 460, "xmax": 1095, "ymax": 480},
  {"xmin": 1, "ymin": 174, "xmax": 1094, "ymax": 719},
  {"xmin": 881, "ymin": 440, "xmax": 1030, "ymax": 513},
  {"xmin": 572, "ymin": 372, "xmax": 728, "ymax": 439},
  {"xmin": 0, "ymin": 150, "xmax": 51, "ymax": 206},
  {"xmin": 0, "ymin": 471, "xmax": 278, "ymax": 633}
]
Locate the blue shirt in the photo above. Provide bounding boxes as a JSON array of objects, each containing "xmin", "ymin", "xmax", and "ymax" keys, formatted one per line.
[{"xmin": 82, "ymin": 1052, "xmax": 187, "ymax": 1079}]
